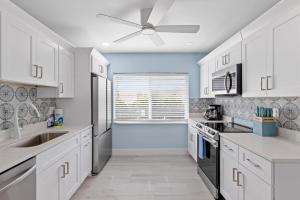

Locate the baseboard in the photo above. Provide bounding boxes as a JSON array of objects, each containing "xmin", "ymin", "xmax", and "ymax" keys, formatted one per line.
[{"xmin": 112, "ymin": 148, "xmax": 188, "ymax": 156}]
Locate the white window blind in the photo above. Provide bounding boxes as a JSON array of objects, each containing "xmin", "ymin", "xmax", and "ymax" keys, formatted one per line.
[{"xmin": 113, "ymin": 74, "xmax": 189, "ymax": 123}]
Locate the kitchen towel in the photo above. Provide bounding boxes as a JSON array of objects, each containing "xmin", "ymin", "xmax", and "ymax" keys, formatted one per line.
[{"xmin": 198, "ymin": 134, "xmax": 206, "ymax": 160}]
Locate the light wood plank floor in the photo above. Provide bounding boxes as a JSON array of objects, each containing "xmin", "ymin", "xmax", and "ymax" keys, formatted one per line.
[{"xmin": 72, "ymin": 155, "xmax": 214, "ymax": 200}]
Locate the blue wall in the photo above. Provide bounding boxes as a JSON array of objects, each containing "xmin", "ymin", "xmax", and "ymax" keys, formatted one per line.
[{"xmin": 105, "ymin": 53, "xmax": 205, "ymax": 149}]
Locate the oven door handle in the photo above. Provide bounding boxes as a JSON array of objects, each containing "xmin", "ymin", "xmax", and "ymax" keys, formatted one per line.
[
  {"xmin": 0, "ymin": 165, "xmax": 36, "ymax": 193},
  {"xmin": 202, "ymin": 136, "xmax": 218, "ymax": 148}
]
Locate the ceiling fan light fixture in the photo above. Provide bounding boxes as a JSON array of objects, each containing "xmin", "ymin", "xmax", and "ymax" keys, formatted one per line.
[
  {"xmin": 102, "ymin": 42, "xmax": 110, "ymax": 46},
  {"xmin": 142, "ymin": 27, "xmax": 155, "ymax": 35}
]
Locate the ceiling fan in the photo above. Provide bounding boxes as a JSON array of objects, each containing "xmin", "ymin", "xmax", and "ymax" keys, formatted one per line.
[{"xmin": 96, "ymin": 0, "xmax": 200, "ymax": 46}]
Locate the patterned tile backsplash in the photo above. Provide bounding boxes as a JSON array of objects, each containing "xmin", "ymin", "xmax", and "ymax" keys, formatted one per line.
[
  {"xmin": 216, "ymin": 97, "xmax": 300, "ymax": 131},
  {"xmin": 189, "ymin": 97, "xmax": 300, "ymax": 131},
  {"xmin": 189, "ymin": 98, "xmax": 215, "ymax": 113},
  {"xmin": 0, "ymin": 84, "xmax": 56, "ymax": 130}
]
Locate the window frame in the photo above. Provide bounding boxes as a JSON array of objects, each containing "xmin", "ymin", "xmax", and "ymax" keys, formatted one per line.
[{"xmin": 113, "ymin": 73, "xmax": 189, "ymax": 124}]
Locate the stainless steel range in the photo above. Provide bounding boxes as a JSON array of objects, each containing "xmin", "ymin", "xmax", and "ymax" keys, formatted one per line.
[{"xmin": 196, "ymin": 122, "xmax": 252, "ymax": 200}]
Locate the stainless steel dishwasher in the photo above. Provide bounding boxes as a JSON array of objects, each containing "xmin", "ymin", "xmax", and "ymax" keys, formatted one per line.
[{"xmin": 0, "ymin": 157, "xmax": 36, "ymax": 200}]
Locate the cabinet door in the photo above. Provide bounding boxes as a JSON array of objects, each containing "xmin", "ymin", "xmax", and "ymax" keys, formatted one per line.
[
  {"xmin": 207, "ymin": 59, "xmax": 216, "ymax": 98},
  {"xmin": 62, "ymin": 147, "xmax": 80, "ymax": 200},
  {"xmin": 36, "ymin": 35, "xmax": 59, "ymax": 86},
  {"xmin": 188, "ymin": 124, "xmax": 196, "ymax": 160},
  {"xmin": 59, "ymin": 47, "xmax": 75, "ymax": 98},
  {"xmin": 37, "ymin": 159, "xmax": 64, "ymax": 200},
  {"xmin": 2, "ymin": 14, "xmax": 37, "ymax": 84},
  {"xmin": 238, "ymin": 165, "xmax": 272, "ymax": 200},
  {"xmin": 268, "ymin": 10, "xmax": 300, "ymax": 97},
  {"xmin": 80, "ymin": 140, "xmax": 92, "ymax": 182},
  {"xmin": 227, "ymin": 42, "xmax": 242, "ymax": 66},
  {"xmin": 242, "ymin": 27, "xmax": 271, "ymax": 97},
  {"xmin": 220, "ymin": 150, "xmax": 239, "ymax": 200},
  {"xmin": 200, "ymin": 63, "xmax": 209, "ymax": 98}
]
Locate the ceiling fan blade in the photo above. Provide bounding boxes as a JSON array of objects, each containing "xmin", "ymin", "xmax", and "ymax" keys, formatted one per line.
[
  {"xmin": 114, "ymin": 30, "xmax": 143, "ymax": 43},
  {"xmin": 96, "ymin": 13, "xmax": 142, "ymax": 29},
  {"xmin": 155, "ymin": 25, "xmax": 200, "ymax": 33},
  {"xmin": 147, "ymin": 0, "xmax": 175, "ymax": 26},
  {"xmin": 140, "ymin": 8, "xmax": 152, "ymax": 26},
  {"xmin": 148, "ymin": 32, "xmax": 164, "ymax": 46}
]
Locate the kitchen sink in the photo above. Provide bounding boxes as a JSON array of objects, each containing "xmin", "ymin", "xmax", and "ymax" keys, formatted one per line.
[{"xmin": 13, "ymin": 131, "xmax": 69, "ymax": 148}]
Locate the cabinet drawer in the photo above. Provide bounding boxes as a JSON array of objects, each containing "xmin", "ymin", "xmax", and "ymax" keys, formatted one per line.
[
  {"xmin": 37, "ymin": 135, "xmax": 80, "ymax": 172},
  {"xmin": 239, "ymin": 147, "xmax": 272, "ymax": 184},
  {"xmin": 220, "ymin": 138, "xmax": 239, "ymax": 160},
  {"xmin": 81, "ymin": 128, "xmax": 92, "ymax": 144}
]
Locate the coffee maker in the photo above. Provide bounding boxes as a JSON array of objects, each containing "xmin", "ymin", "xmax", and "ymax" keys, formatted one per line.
[{"xmin": 204, "ymin": 104, "xmax": 223, "ymax": 120}]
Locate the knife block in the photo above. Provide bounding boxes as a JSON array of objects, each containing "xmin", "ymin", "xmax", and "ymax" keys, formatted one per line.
[{"xmin": 253, "ymin": 117, "xmax": 278, "ymax": 137}]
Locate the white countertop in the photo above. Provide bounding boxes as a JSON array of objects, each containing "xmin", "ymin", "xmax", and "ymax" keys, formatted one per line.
[
  {"xmin": 0, "ymin": 123, "xmax": 92, "ymax": 173},
  {"xmin": 220, "ymin": 131, "xmax": 300, "ymax": 162}
]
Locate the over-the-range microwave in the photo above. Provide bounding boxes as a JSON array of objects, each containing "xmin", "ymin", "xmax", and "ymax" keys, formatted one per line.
[{"xmin": 212, "ymin": 64, "xmax": 242, "ymax": 96}]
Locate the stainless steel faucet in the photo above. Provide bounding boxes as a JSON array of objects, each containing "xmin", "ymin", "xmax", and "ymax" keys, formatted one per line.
[{"xmin": 12, "ymin": 103, "xmax": 41, "ymax": 139}]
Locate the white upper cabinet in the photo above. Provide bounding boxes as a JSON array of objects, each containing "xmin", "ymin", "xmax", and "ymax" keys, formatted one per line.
[
  {"xmin": 242, "ymin": 2, "xmax": 300, "ymax": 97},
  {"xmin": 242, "ymin": 27, "xmax": 271, "ymax": 97},
  {"xmin": 199, "ymin": 58, "xmax": 215, "ymax": 98},
  {"xmin": 215, "ymin": 33, "xmax": 242, "ymax": 71},
  {"xmin": 91, "ymin": 49, "xmax": 109, "ymax": 78},
  {"xmin": 1, "ymin": 12, "xmax": 59, "ymax": 87},
  {"xmin": 58, "ymin": 47, "xmax": 75, "ymax": 98},
  {"xmin": 1, "ymin": 13, "xmax": 38, "ymax": 85},
  {"xmin": 37, "ymin": 47, "xmax": 75, "ymax": 98},
  {"xmin": 0, "ymin": 2, "xmax": 74, "ymax": 87},
  {"xmin": 36, "ymin": 34, "xmax": 59, "ymax": 87},
  {"xmin": 267, "ymin": 6, "xmax": 300, "ymax": 97}
]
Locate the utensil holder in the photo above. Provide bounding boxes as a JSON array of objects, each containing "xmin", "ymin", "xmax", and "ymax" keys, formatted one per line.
[{"xmin": 253, "ymin": 117, "xmax": 278, "ymax": 137}]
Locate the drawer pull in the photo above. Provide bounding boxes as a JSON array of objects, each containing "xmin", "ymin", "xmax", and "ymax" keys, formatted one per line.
[
  {"xmin": 246, "ymin": 158, "xmax": 260, "ymax": 168},
  {"xmin": 65, "ymin": 162, "xmax": 70, "ymax": 175},
  {"xmin": 233, "ymin": 168, "xmax": 238, "ymax": 182},
  {"xmin": 61, "ymin": 165, "xmax": 66, "ymax": 178},
  {"xmin": 224, "ymin": 144, "xmax": 234, "ymax": 152}
]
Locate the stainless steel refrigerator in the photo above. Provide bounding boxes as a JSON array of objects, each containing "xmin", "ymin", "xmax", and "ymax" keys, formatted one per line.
[{"xmin": 91, "ymin": 74, "xmax": 112, "ymax": 174}]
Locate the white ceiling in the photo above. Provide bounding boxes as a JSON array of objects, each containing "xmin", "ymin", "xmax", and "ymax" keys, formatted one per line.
[{"xmin": 10, "ymin": 0, "xmax": 280, "ymax": 53}]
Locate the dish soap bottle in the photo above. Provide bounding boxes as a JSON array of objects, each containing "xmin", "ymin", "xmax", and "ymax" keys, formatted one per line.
[
  {"xmin": 54, "ymin": 108, "xmax": 64, "ymax": 128},
  {"xmin": 47, "ymin": 107, "xmax": 55, "ymax": 128}
]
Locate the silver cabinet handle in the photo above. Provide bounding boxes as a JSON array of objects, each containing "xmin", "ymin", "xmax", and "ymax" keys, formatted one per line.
[
  {"xmin": 99, "ymin": 65, "xmax": 103, "ymax": 73},
  {"xmin": 65, "ymin": 162, "xmax": 70, "ymax": 175},
  {"xmin": 32, "ymin": 65, "xmax": 38, "ymax": 78},
  {"xmin": 84, "ymin": 141, "xmax": 91, "ymax": 148},
  {"xmin": 267, "ymin": 76, "xmax": 272, "ymax": 90},
  {"xmin": 38, "ymin": 66, "xmax": 43, "ymax": 79},
  {"xmin": 261, "ymin": 77, "xmax": 266, "ymax": 91},
  {"xmin": 226, "ymin": 53, "xmax": 230, "ymax": 64},
  {"xmin": 246, "ymin": 158, "xmax": 260, "ymax": 168},
  {"xmin": 237, "ymin": 171, "xmax": 243, "ymax": 186},
  {"xmin": 61, "ymin": 164, "xmax": 66, "ymax": 178},
  {"xmin": 0, "ymin": 165, "xmax": 36, "ymax": 193},
  {"xmin": 233, "ymin": 168, "xmax": 238, "ymax": 182},
  {"xmin": 60, "ymin": 83, "xmax": 64, "ymax": 93},
  {"xmin": 222, "ymin": 56, "xmax": 225, "ymax": 65},
  {"xmin": 224, "ymin": 144, "xmax": 233, "ymax": 152}
]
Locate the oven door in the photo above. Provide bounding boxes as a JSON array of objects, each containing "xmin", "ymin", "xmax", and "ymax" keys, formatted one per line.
[{"xmin": 197, "ymin": 133, "xmax": 219, "ymax": 199}]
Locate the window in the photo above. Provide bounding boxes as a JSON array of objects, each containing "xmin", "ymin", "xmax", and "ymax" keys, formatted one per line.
[{"xmin": 113, "ymin": 73, "xmax": 189, "ymax": 123}]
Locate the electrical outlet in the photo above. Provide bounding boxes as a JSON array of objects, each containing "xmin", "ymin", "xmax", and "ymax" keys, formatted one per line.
[{"xmin": 273, "ymin": 108, "xmax": 279, "ymax": 118}]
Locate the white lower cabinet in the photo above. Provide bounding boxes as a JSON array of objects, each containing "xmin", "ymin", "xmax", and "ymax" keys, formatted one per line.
[
  {"xmin": 237, "ymin": 164, "xmax": 272, "ymax": 200},
  {"xmin": 220, "ymin": 137, "xmax": 272, "ymax": 200},
  {"xmin": 220, "ymin": 150, "xmax": 239, "ymax": 200},
  {"xmin": 37, "ymin": 146, "xmax": 80, "ymax": 200},
  {"xmin": 188, "ymin": 121, "xmax": 198, "ymax": 162},
  {"xmin": 37, "ymin": 128, "xmax": 93, "ymax": 200},
  {"xmin": 80, "ymin": 129, "xmax": 92, "ymax": 182}
]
